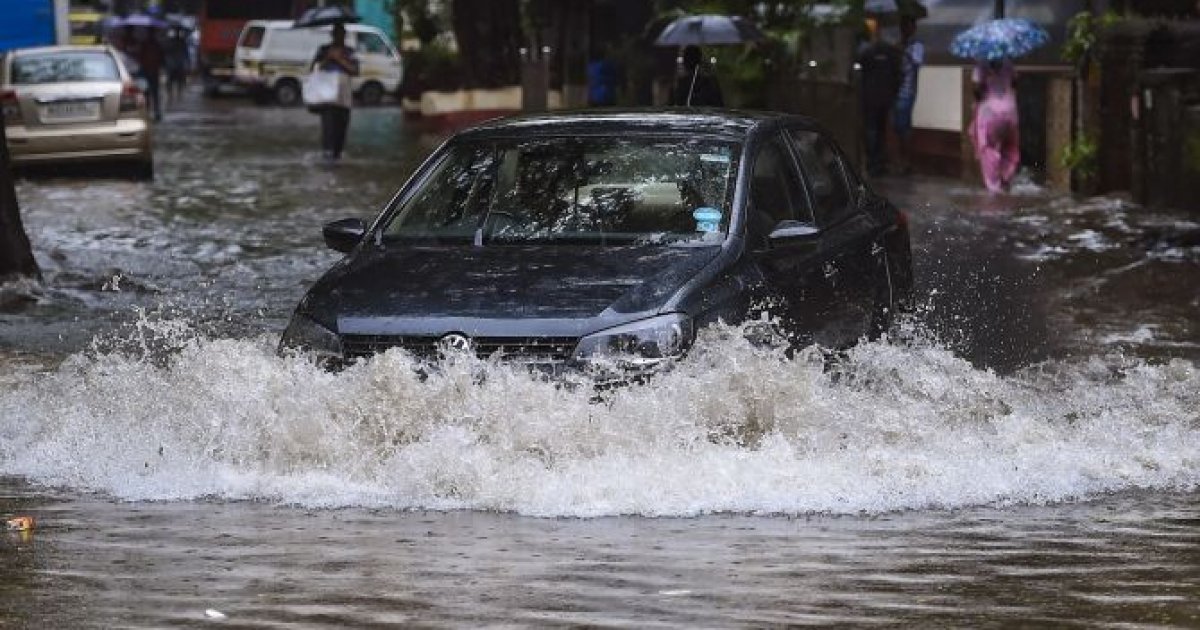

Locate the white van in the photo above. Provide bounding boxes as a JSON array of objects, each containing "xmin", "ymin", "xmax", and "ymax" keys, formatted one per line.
[{"xmin": 234, "ymin": 20, "xmax": 403, "ymax": 106}]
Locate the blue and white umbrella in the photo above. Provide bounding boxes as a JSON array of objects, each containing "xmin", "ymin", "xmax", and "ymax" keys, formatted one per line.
[
  {"xmin": 654, "ymin": 15, "xmax": 764, "ymax": 47},
  {"xmin": 950, "ymin": 18, "xmax": 1049, "ymax": 61}
]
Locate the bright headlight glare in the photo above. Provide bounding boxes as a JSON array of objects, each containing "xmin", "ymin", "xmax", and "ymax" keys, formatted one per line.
[
  {"xmin": 279, "ymin": 313, "xmax": 342, "ymax": 358},
  {"xmin": 574, "ymin": 313, "xmax": 694, "ymax": 368}
]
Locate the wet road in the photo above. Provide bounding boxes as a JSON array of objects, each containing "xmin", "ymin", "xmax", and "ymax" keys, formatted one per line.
[
  {"xmin": 1, "ymin": 91, "xmax": 1198, "ymax": 627},
  {"xmin": 2, "ymin": 94, "xmax": 437, "ymax": 354}
]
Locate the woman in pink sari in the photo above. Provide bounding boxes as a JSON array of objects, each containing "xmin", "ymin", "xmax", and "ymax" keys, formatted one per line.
[{"xmin": 970, "ymin": 59, "xmax": 1020, "ymax": 192}]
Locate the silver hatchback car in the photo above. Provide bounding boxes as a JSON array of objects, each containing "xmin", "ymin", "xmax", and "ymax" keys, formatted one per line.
[{"xmin": 1, "ymin": 45, "xmax": 153, "ymax": 179}]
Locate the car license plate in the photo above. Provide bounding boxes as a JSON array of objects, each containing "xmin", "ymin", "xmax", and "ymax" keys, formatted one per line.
[{"xmin": 41, "ymin": 99, "xmax": 101, "ymax": 122}]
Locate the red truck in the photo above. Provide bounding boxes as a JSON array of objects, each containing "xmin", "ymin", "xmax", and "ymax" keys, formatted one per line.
[{"xmin": 199, "ymin": 0, "xmax": 305, "ymax": 95}]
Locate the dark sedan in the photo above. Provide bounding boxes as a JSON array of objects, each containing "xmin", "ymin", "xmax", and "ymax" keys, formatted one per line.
[{"xmin": 280, "ymin": 110, "xmax": 914, "ymax": 375}]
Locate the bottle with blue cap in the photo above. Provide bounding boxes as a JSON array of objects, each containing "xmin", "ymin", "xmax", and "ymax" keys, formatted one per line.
[{"xmin": 692, "ymin": 207, "xmax": 722, "ymax": 233}]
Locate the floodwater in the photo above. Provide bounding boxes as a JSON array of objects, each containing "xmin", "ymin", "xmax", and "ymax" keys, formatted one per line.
[{"xmin": 1, "ymin": 92, "xmax": 1198, "ymax": 627}]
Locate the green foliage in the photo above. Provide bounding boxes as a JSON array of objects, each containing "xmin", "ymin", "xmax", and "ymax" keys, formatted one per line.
[
  {"xmin": 654, "ymin": 0, "xmax": 857, "ymax": 31},
  {"xmin": 385, "ymin": 0, "xmax": 442, "ymax": 46},
  {"xmin": 1062, "ymin": 10, "xmax": 1121, "ymax": 65},
  {"xmin": 1186, "ymin": 131, "xmax": 1200, "ymax": 175},
  {"xmin": 1061, "ymin": 132, "xmax": 1099, "ymax": 181},
  {"xmin": 710, "ymin": 46, "xmax": 768, "ymax": 108},
  {"xmin": 650, "ymin": 0, "xmax": 859, "ymax": 107},
  {"xmin": 399, "ymin": 44, "xmax": 463, "ymax": 97}
]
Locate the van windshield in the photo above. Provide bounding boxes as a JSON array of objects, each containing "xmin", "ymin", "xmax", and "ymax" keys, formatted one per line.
[
  {"xmin": 239, "ymin": 26, "xmax": 265, "ymax": 49},
  {"xmin": 384, "ymin": 136, "xmax": 740, "ymax": 246}
]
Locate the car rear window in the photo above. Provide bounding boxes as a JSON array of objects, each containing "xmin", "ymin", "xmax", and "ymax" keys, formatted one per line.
[
  {"xmin": 240, "ymin": 26, "xmax": 265, "ymax": 49},
  {"xmin": 11, "ymin": 51, "xmax": 120, "ymax": 84}
]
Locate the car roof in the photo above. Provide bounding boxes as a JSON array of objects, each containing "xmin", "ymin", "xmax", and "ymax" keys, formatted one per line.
[
  {"xmin": 247, "ymin": 20, "xmax": 296, "ymax": 29},
  {"xmin": 456, "ymin": 109, "xmax": 821, "ymax": 142}
]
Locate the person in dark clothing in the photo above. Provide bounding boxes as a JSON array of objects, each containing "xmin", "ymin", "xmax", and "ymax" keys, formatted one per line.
[
  {"xmin": 856, "ymin": 21, "xmax": 902, "ymax": 177},
  {"xmin": 671, "ymin": 45, "xmax": 723, "ymax": 107},
  {"xmin": 163, "ymin": 26, "xmax": 190, "ymax": 108},
  {"xmin": 587, "ymin": 56, "xmax": 618, "ymax": 107},
  {"xmin": 127, "ymin": 26, "xmax": 164, "ymax": 122},
  {"xmin": 311, "ymin": 24, "xmax": 359, "ymax": 161}
]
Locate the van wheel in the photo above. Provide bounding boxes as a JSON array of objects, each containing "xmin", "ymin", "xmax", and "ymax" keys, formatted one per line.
[
  {"xmin": 359, "ymin": 81, "xmax": 384, "ymax": 106},
  {"xmin": 274, "ymin": 79, "xmax": 302, "ymax": 107}
]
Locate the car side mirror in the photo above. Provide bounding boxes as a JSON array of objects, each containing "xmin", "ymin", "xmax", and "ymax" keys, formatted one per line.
[
  {"xmin": 323, "ymin": 217, "xmax": 366, "ymax": 253},
  {"xmin": 768, "ymin": 220, "xmax": 820, "ymax": 246}
]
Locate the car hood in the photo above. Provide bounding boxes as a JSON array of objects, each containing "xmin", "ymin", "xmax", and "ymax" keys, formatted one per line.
[{"xmin": 305, "ymin": 243, "xmax": 722, "ymax": 336}]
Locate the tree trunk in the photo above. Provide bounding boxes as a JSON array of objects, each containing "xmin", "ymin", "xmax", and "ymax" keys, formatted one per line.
[
  {"xmin": 451, "ymin": 0, "xmax": 523, "ymax": 88},
  {"xmin": 0, "ymin": 121, "xmax": 40, "ymax": 282}
]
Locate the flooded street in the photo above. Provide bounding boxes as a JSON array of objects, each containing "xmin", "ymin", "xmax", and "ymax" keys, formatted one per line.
[{"xmin": 2, "ymin": 91, "xmax": 1198, "ymax": 627}]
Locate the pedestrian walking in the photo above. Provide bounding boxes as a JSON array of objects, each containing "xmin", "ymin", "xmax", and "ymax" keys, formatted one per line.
[
  {"xmin": 164, "ymin": 26, "xmax": 190, "ymax": 108},
  {"xmin": 894, "ymin": 15, "xmax": 924, "ymax": 175},
  {"xmin": 969, "ymin": 58, "xmax": 1020, "ymax": 193},
  {"xmin": 670, "ymin": 46, "xmax": 723, "ymax": 107},
  {"xmin": 311, "ymin": 24, "xmax": 359, "ymax": 162},
  {"xmin": 856, "ymin": 20, "xmax": 902, "ymax": 177},
  {"xmin": 127, "ymin": 26, "xmax": 164, "ymax": 122}
]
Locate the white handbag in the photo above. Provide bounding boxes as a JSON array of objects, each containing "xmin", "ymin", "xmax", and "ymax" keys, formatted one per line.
[{"xmin": 302, "ymin": 69, "xmax": 344, "ymax": 107}]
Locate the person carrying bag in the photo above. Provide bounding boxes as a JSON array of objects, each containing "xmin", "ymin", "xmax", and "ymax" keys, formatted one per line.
[
  {"xmin": 306, "ymin": 23, "xmax": 359, "ymax": 162},
  {"xmin": 302, "ymin": 67, "xmax": 344, "ymax": 108}
]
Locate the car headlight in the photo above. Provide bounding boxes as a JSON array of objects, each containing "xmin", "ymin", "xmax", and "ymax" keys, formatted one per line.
[
  {"xmin": 573, "ymin": 313, "xmax": 694, "ymax": 370},
  {"xmin": 278, "ymin": 313, "xmax": 342, "ymax": 360}
]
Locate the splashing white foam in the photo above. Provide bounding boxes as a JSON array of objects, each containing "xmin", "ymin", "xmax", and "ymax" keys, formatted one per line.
[{"xmin": 1, "ymin": 320, "xmax": 1197, "ymax": 517}]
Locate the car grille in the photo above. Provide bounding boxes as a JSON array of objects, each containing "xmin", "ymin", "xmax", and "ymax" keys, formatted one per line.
[{"xmin": 340, "ymin": 334, "xmax": 578, "ymax": 363}]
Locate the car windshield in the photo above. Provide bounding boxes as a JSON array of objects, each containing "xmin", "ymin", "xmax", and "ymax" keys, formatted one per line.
[
  {"xmin": 11, "ymin": 51, "xmax": 120, "ymax": 84},
  {"xmin": 383, "ymin": 136, "xmax": 740, "ymax": 246}
]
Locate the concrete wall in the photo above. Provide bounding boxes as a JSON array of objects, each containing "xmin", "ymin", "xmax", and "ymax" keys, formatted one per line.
[{"xmin": 913, "ymin": 65, "xmax": 964, "ymax": 132}]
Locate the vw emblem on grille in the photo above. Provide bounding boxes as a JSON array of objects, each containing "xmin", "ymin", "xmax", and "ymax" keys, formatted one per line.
[{"xmin": 438, "ymin": 333, "xmax": 474, "ymax": 354}]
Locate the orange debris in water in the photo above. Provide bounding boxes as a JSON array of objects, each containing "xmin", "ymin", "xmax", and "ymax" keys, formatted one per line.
[{"xmin": 5, "ymin": 516, "xmax": 35, "ymax": 531}]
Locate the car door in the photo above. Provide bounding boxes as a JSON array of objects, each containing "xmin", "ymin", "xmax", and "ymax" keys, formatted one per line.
[
  {"xmin": 785, "ymin": 127, "xmax": 884, "ymax": 347},
  {"xmin": 745, "ymin": 132, "xmax": 834, "ymax": 344}
]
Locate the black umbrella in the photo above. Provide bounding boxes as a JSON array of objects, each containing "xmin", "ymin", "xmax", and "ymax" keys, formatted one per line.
[
  {"xmin": 293, "ymin": 5, "xmax": 360, "ymax": 28},
  {"xmin": 865, "ymin": 0, "xmax": 928, "ymax": 20},
  {"xmin": 654, "ymin": 15, "xmax": 764, "ymax": 47}
]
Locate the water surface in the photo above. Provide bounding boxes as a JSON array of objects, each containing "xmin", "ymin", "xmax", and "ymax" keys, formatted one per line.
[{"xmin": 1, "ymin": 92, "xmax": 1198, "ymax": 627}]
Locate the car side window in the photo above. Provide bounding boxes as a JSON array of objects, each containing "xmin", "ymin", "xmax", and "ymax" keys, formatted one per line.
[
  {"xmin": 357, "ymin": 32, "xmax": 389, "ymax": 55},
  {"xmin": 387, "ymin": 148, "xmax": 496, "ymax": 238},
  {"xmin": 750, "ymin": 135, "xmax": 812, "ymax": 235},
  {"xmin": 787, "ymin": 129, "xmax": 852, "ymax": 227}
]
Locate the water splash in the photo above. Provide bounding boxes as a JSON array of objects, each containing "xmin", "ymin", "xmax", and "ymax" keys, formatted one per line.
[{"xmin": 0, "ymin": 318, "xmax": 1196, "ymax": 517}]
